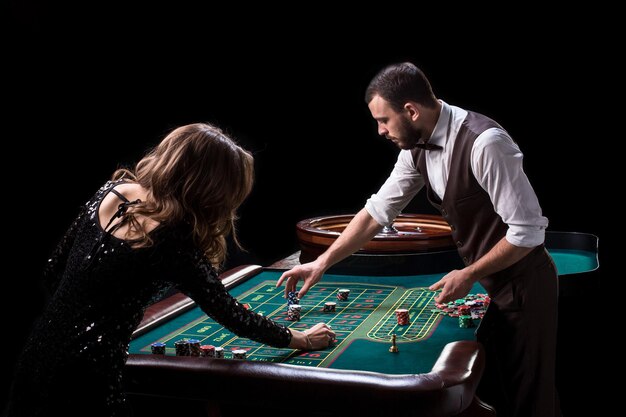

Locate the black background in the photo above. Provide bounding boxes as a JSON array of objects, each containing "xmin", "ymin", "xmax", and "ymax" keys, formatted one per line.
[{"xmin": 4, "ymin": 3, "xmax": 614, "ymax": 415}]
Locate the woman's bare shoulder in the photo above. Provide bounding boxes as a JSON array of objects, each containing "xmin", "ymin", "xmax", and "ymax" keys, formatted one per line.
[{"xmin": 98, "ymin": 182, "xmax": 159, "ymax": 239}]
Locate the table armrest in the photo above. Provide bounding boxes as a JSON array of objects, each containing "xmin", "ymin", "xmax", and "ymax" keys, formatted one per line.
[{"xmin": 124, "ymin": 340, "xmax": 485, "ymax": 417}]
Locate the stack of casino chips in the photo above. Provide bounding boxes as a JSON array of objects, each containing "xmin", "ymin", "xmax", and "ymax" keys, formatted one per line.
[
  {"xmin": 175, "ymin": 339, "xmax": 190, "ymax": 356},
  {"xmin": 457, "ymin": 306, "xmax": 475, "ymax": 327},
  {"xmin": 232, "ymin": 349, "xmax": 247, "ymax": 360},
  {"xmin": 200, "ymin": 345, "xmax": 216, "ymax": 357},
  {"xmin": 287, "ymin": 304, "xmax": 301, "ymax": 321},
  {"xmin": 433, "ymin": 293, "xmax": 490, "ymax": 326},
  {"xmin": 151, "ymin": 342, "xmax": 166, "ymax": 355},
  {"xmin": 287, "ymin": 291, "xmax": 300, "ymax": 306},
  {"xmin": 323, "ymin": 302, "xmax": 336, "ymax": 312},
  {"xmin": 214, "ymin": 346, "xmax": 225, "ymax": 358},
  {"xmin": 337, "ymin": 289, "xmax": 350, "ymax": 301},
  {"xmin": 173, "ymin": 338, "xmax": 204, "ymax": 356},
  {"xmin": 459, "ymin": 315, "xmax": 474, "ymax": 328},
  {"xmin": 286, "ymin": 291, "xmax": 301, "ymax": 320},
  {"xmin": 458, "ymin": 305, "xmax": 471, "ymax": 316},
  {"xmin": 395, "ymin": 308, "xmax": 410, "ymax": 325},
  {"xmin": 187, "ymin": 339, "xmax": 201, "ymax": 356}
]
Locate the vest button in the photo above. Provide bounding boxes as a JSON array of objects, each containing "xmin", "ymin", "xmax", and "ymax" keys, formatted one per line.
[
  {"xmin": 456, "ymin": 241, "xmax": 463, "ymax": 247},
  {"xmin": 441, "ymin": 209, "xmax": 447, "ymax": 216},
  {"xmin": 463, "ymin": 256, "xmax": 469, "ymax": 264},
  {"xmin": 450, "ymin": 224, "xmax": 455, "ymax": 231}
]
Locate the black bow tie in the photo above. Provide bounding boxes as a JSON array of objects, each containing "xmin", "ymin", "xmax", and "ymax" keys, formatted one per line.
[{"xmin": 415, "ymin": 141, "xmax": 442, "ymax": 151}]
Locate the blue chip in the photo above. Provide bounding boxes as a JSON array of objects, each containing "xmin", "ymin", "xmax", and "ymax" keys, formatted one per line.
[
  {"xmin": 287, "ymin": 291, "xmax": 299, "ymax": 306},
  {"xmin": 151, "ymin": 342, "xmax": 166, "ymax": 354}
]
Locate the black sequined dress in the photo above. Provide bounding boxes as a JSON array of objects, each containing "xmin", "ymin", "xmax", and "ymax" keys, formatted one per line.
[{"xmin": 7, "ymin": 181, "xmax": 291, "ymax": 416}]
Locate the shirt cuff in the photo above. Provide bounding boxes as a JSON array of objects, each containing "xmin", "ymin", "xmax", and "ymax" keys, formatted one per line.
[{"xmin": 505, "ymin": 225, "xmax": 545, "ymax": 248}]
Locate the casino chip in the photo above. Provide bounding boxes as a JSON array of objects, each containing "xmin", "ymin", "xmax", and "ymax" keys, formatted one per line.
[
  {"xmin": 151, "ymin": 342, "xmax": 166, "ymax": 355},
  {"xmin": 323, "ymin": 302, "xmax": 336, "ymax": 312},
  {"xmin": 337, "ymin": 289, "xmax": 350, "ymax": 301},
  {"xmin": 232, "ymin": 349, "xmax": 247, "ymax": 360},
  {"xmin": 200, "ymin": 345, "xmax": 216, "ymax": 357},
  {"xmin": 187, "ymin": 339, "xmax": 201, "ymax": 356},
  {"xmin": 214, "ymin": 346, "xmax": 225, "ymax": 358},
  {"xmin": 174, "ymin": 339, "xmax": 190, "ymax": 356}
]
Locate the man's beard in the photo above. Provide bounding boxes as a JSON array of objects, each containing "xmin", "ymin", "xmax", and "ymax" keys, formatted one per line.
[{"xmin": 386, "ymin": 117, "xmax": 422, "ymax": 150}]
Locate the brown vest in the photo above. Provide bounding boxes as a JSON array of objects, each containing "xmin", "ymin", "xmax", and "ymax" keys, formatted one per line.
[
  {"xmin": 412, "ymin": 111, "xmax": 550, "ymax": 294},
  {"xmin": 413, "ymin": 111, "xmax": 506, "ymax": 265}
]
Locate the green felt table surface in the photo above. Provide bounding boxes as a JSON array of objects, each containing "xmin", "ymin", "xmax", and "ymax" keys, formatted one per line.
[
  {"xmin": 129, "ymin": 249, "xmax": 596, "ymax": 374},
  {"xmin": 549, "ymin": 249, "xmax": 598, "ymax": 275},
  {"xmin": 130, "ymin": 270, "xmax": 482, "ymax": 374}
]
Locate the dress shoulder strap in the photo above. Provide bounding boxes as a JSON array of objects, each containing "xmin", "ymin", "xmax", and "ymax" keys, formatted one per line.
[
  {"xmin": 109, "ymin": 188, "xmax": 130, "ymax": 203},
  {"xmin": 102, "ymin": 188, "xmax": 142, "ymax": 233}
]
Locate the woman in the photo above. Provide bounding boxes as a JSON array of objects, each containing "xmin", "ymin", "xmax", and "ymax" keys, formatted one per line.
[{"xmin": 7, "ymin": 123, "xmax": 335, "ymax": 416}]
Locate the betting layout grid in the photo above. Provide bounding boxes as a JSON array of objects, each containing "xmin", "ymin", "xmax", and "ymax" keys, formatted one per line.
[
  {"xmin": 145, "ymin": 281, "xmax": 489, "ymax": 363},
  {"xmin": 146, "ymin": 282, "xmax": 386, "ymax": 364}
]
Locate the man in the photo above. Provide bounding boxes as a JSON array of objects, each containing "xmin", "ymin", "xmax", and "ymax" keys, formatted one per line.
[{"xmin": 277, "ymin": 62, "xmax": 559, "ymax": 417}]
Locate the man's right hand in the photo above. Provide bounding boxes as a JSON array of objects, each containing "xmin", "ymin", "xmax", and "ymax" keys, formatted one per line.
[
  {"xmin": 276, "ymin": 260, "xmax": 326, "ymax": 299},
  {"xmin": 276, "ymin": 209, "xmax": 382, "ymax": 300}
]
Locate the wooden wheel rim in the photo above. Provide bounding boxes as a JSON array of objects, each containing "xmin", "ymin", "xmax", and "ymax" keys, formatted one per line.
[{"xmin": 296, "ymin": 213, "xmax": 455, "ymax": 254}]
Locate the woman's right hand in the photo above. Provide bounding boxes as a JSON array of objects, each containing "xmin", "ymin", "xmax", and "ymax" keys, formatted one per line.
[{"xmin": 288, "ymin": 322, "xmax": 335, "ymax": 350}]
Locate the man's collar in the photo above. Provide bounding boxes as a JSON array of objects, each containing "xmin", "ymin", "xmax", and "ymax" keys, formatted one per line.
[{"xmin": 416, "ymin": 101, "xmax": 450, "ymax": 151}]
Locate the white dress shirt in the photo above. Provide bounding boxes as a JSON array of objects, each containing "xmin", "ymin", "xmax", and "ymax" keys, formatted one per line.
[{"xmin": 365, "ymin": 101, "xmax": 548, "ymax": 248}]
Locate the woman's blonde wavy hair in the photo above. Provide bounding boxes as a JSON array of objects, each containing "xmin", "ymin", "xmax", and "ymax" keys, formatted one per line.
[{"xmin": 111, "ymin": 123, "xmax": 254, "ymax": 266}]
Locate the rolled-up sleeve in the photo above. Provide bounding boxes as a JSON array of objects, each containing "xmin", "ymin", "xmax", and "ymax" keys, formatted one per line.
[
  {"xmin": 472, "ymin": 128, "xmax": 548, "ymax": 248},
  {"xmin": 365, "ymin": 150, "xmax": 425, "ymax": 226}
]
